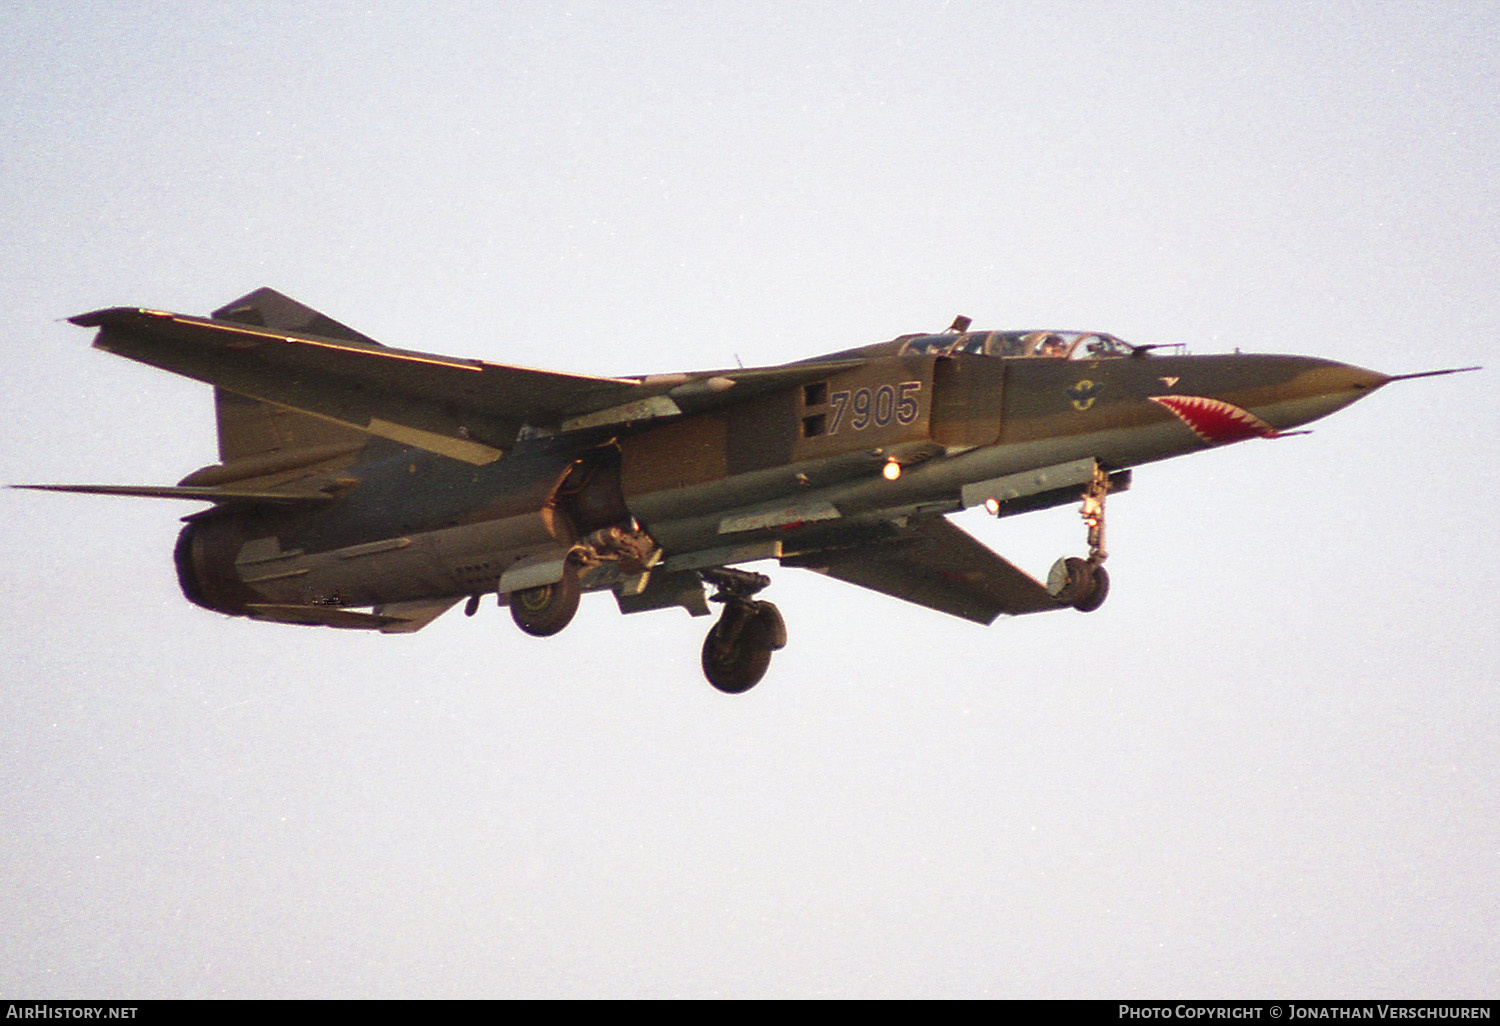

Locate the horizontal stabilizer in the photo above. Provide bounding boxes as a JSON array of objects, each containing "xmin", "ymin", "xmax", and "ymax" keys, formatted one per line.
[
  {"xmin": 783, "ymin": 516, "xmax": 1060, "ymax": 623},
  {"xmin": 12, "ymin": 483, "xmax": 337, "ymax": 505}
]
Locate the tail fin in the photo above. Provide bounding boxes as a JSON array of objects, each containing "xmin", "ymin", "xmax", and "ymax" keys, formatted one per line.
[
  {"xmin": 211, "ymin": 388, "xmax": 370, "ymax": 463},
  {"xmin": 209, "ymin": 288, "xmax": 376, "ymax": 462},
  {"xmin": 210, "ymin": 287, "xmax": 382, "ymax": 347}
]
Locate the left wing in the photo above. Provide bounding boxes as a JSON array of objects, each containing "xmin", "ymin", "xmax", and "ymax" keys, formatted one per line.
[
  {"xmin": 72, "ymin": 305, "xmax": 636, "ymax": 464},
  {"xmin": 782, "ymin": 516, "xmax": 1061, "ymax": 623},
  {"xmin": 71, "ymin": 294, "xmax": 862, "ymax": 464}
]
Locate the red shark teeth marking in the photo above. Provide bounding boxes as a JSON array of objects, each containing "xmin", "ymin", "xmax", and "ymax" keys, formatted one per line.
[{"xmin": 1150, "ymin": 395, "xmax": 1280, "ymax": 444}]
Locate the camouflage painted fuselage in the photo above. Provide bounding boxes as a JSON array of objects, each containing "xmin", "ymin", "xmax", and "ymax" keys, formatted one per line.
[{"xmin": 41, "ymin": 294, "xmax": 1393, "ymax": 640}]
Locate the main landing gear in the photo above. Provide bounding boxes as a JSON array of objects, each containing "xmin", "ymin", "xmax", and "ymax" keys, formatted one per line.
[
  {"xmin": 1048, "ymin": 461, "xmax": 1112, "ymax": 613},
  {"xmin": 699, "ymin": 568, "xmax": 787, "ymax": 694},
  {"xmin": 509, "ymin": 562, "xmax": 582, "ymax": 637}
]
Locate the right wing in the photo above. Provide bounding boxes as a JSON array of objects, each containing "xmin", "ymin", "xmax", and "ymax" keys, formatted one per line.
[{"xmin": 781, "ymin": 516, "xmax": 1061, "ymax": 624}]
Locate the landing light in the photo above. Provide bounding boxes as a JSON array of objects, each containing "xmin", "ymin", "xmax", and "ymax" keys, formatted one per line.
[
  {"xmin": 882, "ymin": 459, "xmax": 902, "ymax": 481},
  {"xmin": 983, "ymin": 497, "xmax": 1000, "ymax": 516}
]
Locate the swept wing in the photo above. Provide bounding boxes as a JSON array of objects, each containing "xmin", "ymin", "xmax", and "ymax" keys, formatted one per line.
[
  {"xmin": 71, "ymin": 293, "xmax": 861, "ymax": 464},
  {"xmin": 783, "ymin": 516, "xmax": 1060, "ymax": 623}
]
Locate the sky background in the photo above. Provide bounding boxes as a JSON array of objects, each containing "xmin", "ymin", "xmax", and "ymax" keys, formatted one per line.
[{"xmin": 2, "ymin": 1, "xmax": 1497, "ymax": 999}]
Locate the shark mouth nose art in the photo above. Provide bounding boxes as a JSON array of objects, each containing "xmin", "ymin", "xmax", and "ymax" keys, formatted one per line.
[{"xmin": 1149, "ymin": 395, "xmax": 1280, "ymax": 444}]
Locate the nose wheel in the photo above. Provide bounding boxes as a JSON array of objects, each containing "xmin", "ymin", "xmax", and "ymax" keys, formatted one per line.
[
  {"xmin": 700, "ymin": 568, "xmax": 787, "ymax": 694},
  {"xmin": 1048, "ymin": 556, "xmax": 1110, "ymax": 612},
  {"xmin": 1049, "ymin": 461, "xmax": 1112, "ymax": 612}
]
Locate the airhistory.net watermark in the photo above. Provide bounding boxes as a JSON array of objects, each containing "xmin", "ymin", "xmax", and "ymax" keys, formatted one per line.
[{"xmin": 6, "ymin": 1008, "xmax": 137, "ymax": 1020}]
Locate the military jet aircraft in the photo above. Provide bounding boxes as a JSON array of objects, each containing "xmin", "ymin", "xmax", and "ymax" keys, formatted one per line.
[{"xmin": 21, "ymin": 289, "xmax": 1474, "ymax": 692}]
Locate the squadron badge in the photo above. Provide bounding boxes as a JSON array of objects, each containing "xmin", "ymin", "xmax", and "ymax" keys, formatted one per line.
[{"xmin": 1067, "ymin": 380, "xmax": 1102, "ymax": 411}]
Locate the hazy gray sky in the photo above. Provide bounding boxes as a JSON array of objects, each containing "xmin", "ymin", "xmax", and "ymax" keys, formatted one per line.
[{"xmin": 3, "ymin": 1, "xmax": 1496, "ymax": 998}]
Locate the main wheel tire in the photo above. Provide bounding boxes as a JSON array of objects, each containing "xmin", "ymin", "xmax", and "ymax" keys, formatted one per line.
[
  {"xmin": 510, "ymin": 564, "xmax": 581, "ymax": 637},
  {"xmin": 701, "ymin": 612, "xmax": 773, "ymax": 694}
]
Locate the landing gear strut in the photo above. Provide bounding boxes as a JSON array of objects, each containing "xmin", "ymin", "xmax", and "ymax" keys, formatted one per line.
[
  {"xmin": 699, "ymin": 568, "xmax": 787, "ymax": 694},
  {"xmin": 1048, "ymin": 461, "xmax": 1112, "ymax": 612}
]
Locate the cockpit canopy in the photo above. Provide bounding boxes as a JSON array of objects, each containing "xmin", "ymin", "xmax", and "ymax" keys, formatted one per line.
[{"xmin": 899, "ymin": 330, "xmax": 1133, "ymax": 360}]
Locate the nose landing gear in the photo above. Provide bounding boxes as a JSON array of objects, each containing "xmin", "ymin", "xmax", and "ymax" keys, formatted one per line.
[
  {"xmin": 699, "ymin": 568, "xmax": 787, "ymax": 694},
  {"xmin": 1048, "ymin": 461, "xmax": 1112, "ymax": 613},
  {"xmin": 1048, "ymin": 556, "xmax": 1110, "ymax": 612}
]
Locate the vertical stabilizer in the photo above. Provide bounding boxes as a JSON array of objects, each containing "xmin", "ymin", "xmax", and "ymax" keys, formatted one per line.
[
  {"xmin": 208, "ymin": 288, "xmax": 376, "ymax": 462},
  {"xmin": 211, "ymin": 388, "xmax": 370, "ymax": 462},
  {"xmin": 210, "ymin": 287, "xmax": 383, "ymax": 347}
]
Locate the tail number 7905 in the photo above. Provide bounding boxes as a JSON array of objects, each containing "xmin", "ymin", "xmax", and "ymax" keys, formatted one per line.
[{"xmin": 828, "ymin": 381, "xmax": 922, "ymax": 434}]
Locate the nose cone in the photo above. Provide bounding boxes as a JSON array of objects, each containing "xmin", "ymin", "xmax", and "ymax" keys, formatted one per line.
[
  {"xmin": 1237, "ymin": 356, "xmax": 1390, "ymax": 433},
  {"xmin": 1149, "ymin": 355, "xmax": 1391, "ymax": 446}
]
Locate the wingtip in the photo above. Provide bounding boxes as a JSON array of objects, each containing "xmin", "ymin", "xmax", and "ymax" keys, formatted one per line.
[{"xmin": 67, "ymin": 307, "xmax": 173, "ymax": 328}]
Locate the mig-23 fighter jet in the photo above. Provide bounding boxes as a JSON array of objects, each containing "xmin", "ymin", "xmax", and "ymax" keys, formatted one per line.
[{"xmin": 22, "ymin": 289, "xmax": 1473, "ymax": 692}]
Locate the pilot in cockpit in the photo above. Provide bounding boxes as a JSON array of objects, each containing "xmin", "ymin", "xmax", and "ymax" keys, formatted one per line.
[{"xmin": 1037, "ymin": 334, "xmax": 1070, "ymax": 358}]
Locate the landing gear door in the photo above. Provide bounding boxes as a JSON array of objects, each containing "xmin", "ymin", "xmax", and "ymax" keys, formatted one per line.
[{"xmin": 930, "ymin": 356, "xmax": 1005, "ymax": 449}]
